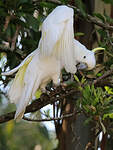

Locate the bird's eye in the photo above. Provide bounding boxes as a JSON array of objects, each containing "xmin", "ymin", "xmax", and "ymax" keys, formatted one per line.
[{"xmin": 83, "ymin": 56, "xmax": 86, "ymax": 59}]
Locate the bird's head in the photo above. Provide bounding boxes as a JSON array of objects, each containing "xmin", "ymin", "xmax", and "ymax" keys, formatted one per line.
[
  {"xmin": 74, "ymin": 39, "xmax": 105, "ymax": 71},
  {"xmin": 77, "ymin": 47, "xmax": 105, "ymax": 70},
  {"xmin": 77, "ymin": 50, "xmax": 96, "ymax": 70}
]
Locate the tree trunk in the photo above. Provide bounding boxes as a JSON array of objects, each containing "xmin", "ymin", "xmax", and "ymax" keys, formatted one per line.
[{"xmin": 56, "ymin": 99, "xmax": 94, "ymax": 150}]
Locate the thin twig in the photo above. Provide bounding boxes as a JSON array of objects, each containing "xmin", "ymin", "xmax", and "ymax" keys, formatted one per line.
[
  {"xmin": 11, "ymin": 25, "xmax": 21, "ymax": 51},
  {"xmin": 43, "ymin": 0, "xmax": 113, "ymax": 31},
  {"xmin": 23, "ymin": 111, "xmax": 79, "ymax": 122},
  {"xmin": 4, "ymin": 16, "xmax": 11, "ymax": 31},
  {"xmin": 94, "ymin": 69, "xmax": 113, "ymax": 84},
  {"xmin": 0, "ymin": 44, "xmax": 25, "ymax": 60},
  {"xmin": 45, "ymin": 0, "xmax": 61, "ymax": 4}
]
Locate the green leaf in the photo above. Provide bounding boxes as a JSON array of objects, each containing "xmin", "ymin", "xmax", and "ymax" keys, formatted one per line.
[
  {"xmin": 93, "ymin": 13, "xmax": 105, "ymax": 23},
  {"xmin": 17, "ymin": 0, "xmax": 30, "ymax": 6},
  {"xmin": 83, "ymin": 85, "xmax": 91, "ymax": 101},
  {"xmin": 0, "ymin": 9, "xmax": 7, "ymax": 17},
  {"xmin": 97, "ymin": 29, "xmax": 107, "ymax": 38},
  {"xmin": 75, "ymin": 0, "xmax": 87, "ymax": 17},
  {"xmin": 74, "ymin": 75, "xmax": 80, "ymax": 82},
  {"xmin": 105, "ymin": 86, "xmax": 113, "ymax": 95},
  {"xmin": 96, "ymin": 73, "xmax": 102, "ymax": 77},
  {"xmin": 25, "ymin": 15, "xmax": 39, "ymax": 32},
  {"xmin": 102, "ymin": 0, "xmax": 113, "ymax": 5},
  {"xmin": 103, "ymin": 113, "xmax": 113, "ymax": 119},
  {"xmin": 81, "ymin": 76, "xmax": 86, "ymax": 84},
  {"xmin": 104, "ymin": 12, "xmax": 113, "ymax": 24},
  {"xmin": 75, "ymin": 32, "xmax": 85, "ymax": 37},
  {"xmin": 104, "ymin": 105, "xmax": 113, "ymax": 114}
]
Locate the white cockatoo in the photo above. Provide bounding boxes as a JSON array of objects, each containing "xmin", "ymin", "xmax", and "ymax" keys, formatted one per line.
[
  {"xmin": 2, "ymin": 39, "xmax": 96, "ymax": 120},
  {"xmin": 2, "ymin": 5, "xmax": 97, "ymax": 120}
]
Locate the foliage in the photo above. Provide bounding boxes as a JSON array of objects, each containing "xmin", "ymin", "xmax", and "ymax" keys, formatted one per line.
[
  {"xmin": 77, "ymin": 84, "xmax": 113, "ymax": 120},
  {"xmin": 0, "ymin": 120, "xmax": 56, "ymax": 150},
  {"xmin": 102, "ymin": 0, "xmax": 113, "ymax": 5},
  {"xmin": 75, "ymin": 77, "xmax": 113, "ymax": 139},
  {"xmin": 0, "ymin": 1, "xmax": 58, "ymax": 149}
]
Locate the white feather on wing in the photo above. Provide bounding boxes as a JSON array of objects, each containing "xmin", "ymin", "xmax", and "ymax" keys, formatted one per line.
[
  {"xmin": 39, "ymin": 5, "xmax": 77, "ymax": 74},
  {"xmin": 1, "ymin": 49, "xmax": 38, "ymax": 76}
]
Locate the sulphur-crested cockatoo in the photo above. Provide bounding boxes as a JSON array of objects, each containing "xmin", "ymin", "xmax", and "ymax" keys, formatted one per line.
[
  {"xmin": 1, "ymin": 5, "xmax": 97, "ymax": 120},
  {"xmin": 2, "ymin": 39, "xmax": 96, "ymax": 120}
]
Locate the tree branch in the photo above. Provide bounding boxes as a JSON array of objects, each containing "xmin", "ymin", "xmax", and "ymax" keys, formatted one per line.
[
  {"xmin": 42, "ymin": 0, "xmax": 113, "ymax": 31},
  {"xmin": 0, "ymin": 87, "xmax": 78, "ymax": 124},
  {"xmin": 11, "ymin": 25, "xmax": 21, "ymax": 51},
  {"xmin": 0, "ymin": 68, "xmax": 113, "ymax": 124},
  {"xmin": 94, "ymin": 68, "xmax": 113, "ymax": 84},
  {"xmin": 0, "ymin": 44, "xmax": 25, "ymax": 60},
  {"xmin": 23, "ymin": 111, "xmax": 79, "ymax": 122},
  {"xmin": 71, "ymin": 5, "xmax": 113, "ymax": 31},
  {"xmin": 45, "ymin": 0, "xmax": 61, "ymax": 4},
  {"xmin": 0, "ymin": 94, "xmax": 53, "ymax": 124}
]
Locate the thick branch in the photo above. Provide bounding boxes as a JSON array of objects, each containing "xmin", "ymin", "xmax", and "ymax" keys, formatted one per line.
[
  {"xmin": 70, "ymin": 5, "xmax": 113, "ymax": 31},
  {"xmin": 0, "ymin": 87, "xmax": 78, "ymax": 124},
  {"xmin": 43, "ymin": 0, "xmax": 113, "ymax": 31},
  {"xmin": 0, "ymin": 67, "xmax": 113, "ymax": 124},
  {"xmin": 0, "ymin": 94, "xmax": 54, "ymax": 124}
]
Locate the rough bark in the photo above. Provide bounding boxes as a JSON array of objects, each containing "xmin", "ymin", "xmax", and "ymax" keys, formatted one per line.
[
  {"xmin": 56, "ymin": 99, "xmax": 76, "ymax": 150},
  {"xmin": 56, "ymin": 100, "xmax": 93, "ymax": 150}
]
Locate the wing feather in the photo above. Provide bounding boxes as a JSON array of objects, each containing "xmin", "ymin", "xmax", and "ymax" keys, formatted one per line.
[
  {"xmin": 39, "ymin": 6, "xmax": 74, "ymax": 57},
  {"xmin": 39, "ymin": 5, "xmax": 76, "ymax": 73},
  {"xmin": 8, "ymin": 56, "xmax": 33, "ymax": 104},
  {"xmin": 1, "ymin": 49, "xmax": 38, "ymax": 76},
  {"xmin": 14, "ymin": 53, "xmax": 41, "ymax": 120}
]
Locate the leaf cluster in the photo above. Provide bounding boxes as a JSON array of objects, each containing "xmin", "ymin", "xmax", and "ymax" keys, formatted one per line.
[{"xmin": 79, "ymin": 85, "xmax": 113, "ymax": 120}]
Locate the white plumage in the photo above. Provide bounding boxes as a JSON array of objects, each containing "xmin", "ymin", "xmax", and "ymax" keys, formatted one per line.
[
  {"xmin": 39, "ymin": 5, "xmax": 76, "ymax": 74},
  {"xmin": 2, "ymin": 50, "xmax": 38, "ymax": 76},
  {"xmin": 2, "ymin": 5, "xmax": 96, "ymax": 120},
  {"xmin": 7, "ymin": 53, "xmax": 61, "ymax": 120}
]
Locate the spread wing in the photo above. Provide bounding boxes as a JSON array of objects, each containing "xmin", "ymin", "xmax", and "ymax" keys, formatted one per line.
[
  {"xmin": 39, "ymin": 5, "xmax": 74, "ymax": 56},
  {"xmin": 39, "ymin": 5, "xmax": 76, "ymax": 73}
]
